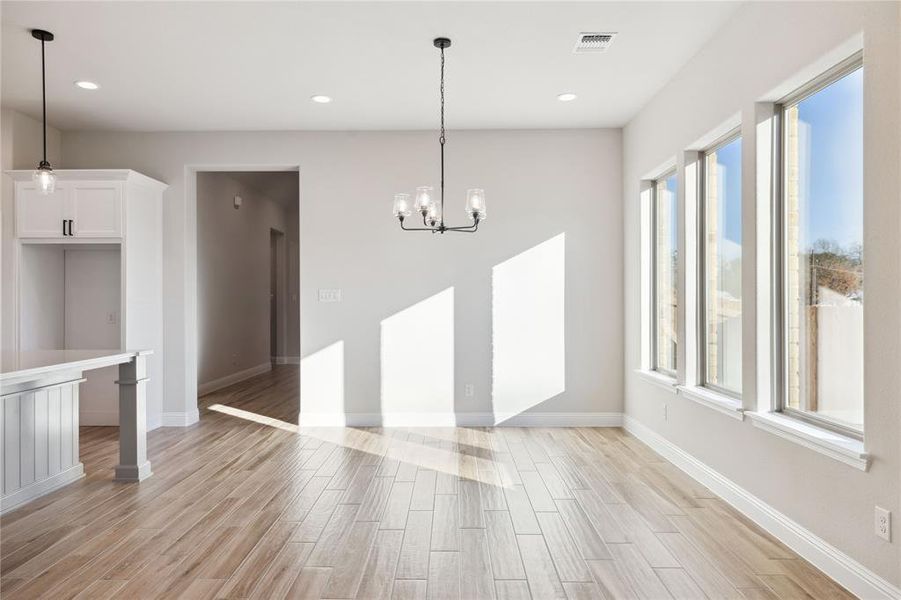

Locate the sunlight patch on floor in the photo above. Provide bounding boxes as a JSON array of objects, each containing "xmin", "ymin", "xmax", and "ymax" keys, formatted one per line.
[{"xmin": 207, "ymin": 403, "xmax": 512, "ymax": 487}]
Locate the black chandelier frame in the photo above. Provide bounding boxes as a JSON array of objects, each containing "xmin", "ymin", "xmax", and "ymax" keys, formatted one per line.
[{"xmin": 398, "ymin": 37, "xmax": 481, "ymax": 234}]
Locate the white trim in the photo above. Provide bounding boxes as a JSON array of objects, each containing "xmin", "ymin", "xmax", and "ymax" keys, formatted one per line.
[
  {"xmin": 641, "ymin": 156, "xmax": 678, "ymax": 182},
  {"xmin": 746, "ymin": 411, "xmax": 869, "ymax": 471},
  {"xmin": 161, "ymin": 408, "xmax": 200, "ymax": 427},
  {"xmin": 0, "ymin": 463, "xmax": 85, "ymax": 515},
  {"xmin": 198, "ymin": 362, "xmax": 272, "ymax": 397},
  {"xmin": 273, "ymin": 356, "xmax": 301, "ymax": 365},
  {"xmin": 622, "ymin": 415, "xmax": 896, "ymax": 600},
  {"xmin": 687, "ymin": 112, "xmax": 742, "ymax": 151},
  {"xmin": 677, "ymin": 385, "xmax": 745, "ymax": 421},
  {"xmin": 634, "ymin": 369, "xmax": 678, "ymax": 394},
  {"xmin": 298, "ymin": 412, "xmax": 623, "ymax": 428},
  {"xmin": 5, "ymin": 169, "xmax": 167, "ymax": 190}
]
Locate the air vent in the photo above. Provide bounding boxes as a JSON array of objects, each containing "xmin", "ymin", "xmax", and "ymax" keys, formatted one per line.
[{"xmin": 573, "ymin": 32, "xmax": 617, "ymax": 54}]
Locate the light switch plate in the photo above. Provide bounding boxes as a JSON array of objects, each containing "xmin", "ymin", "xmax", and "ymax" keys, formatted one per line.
[{"xmin": 318, "ymin": 289, "xmax": 342, "ymax": 303}]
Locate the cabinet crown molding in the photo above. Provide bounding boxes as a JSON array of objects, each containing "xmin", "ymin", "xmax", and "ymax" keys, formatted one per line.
[{"xmin": 5, "ymin": 169, "xmax": 167, "ymax": 190}]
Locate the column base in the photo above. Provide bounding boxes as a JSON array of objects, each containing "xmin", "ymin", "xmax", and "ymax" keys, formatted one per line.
[{"xmin": 114, "ymin": 461, "xmax": 153, "ymax": 482}]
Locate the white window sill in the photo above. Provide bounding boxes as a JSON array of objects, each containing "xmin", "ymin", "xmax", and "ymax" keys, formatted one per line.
[
  {"xmin": 746, "ymin": 411, "xmax": 869, "ymax": 471},
  {"xmin": 677, "ymin": 385, "xmax": 744, "ymax": 421},
  {"xmin": 634, "ymin": 369, "xmax": 678, "ymax": 394}
]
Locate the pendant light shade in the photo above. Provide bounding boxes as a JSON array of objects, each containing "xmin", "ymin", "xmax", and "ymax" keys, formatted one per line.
[
  {"xmin": 33, "ymin": 164, "xmax": 56, "ymax": 194},
  {"xmin": 392, "ymin": 193, "xmax": 412, "ymax": 218},
  {"xmin": 465, "ymin": 188, "xmax": 487, "ymax": 220},
  {"xmin": 31, "ymin": 29, "xmax": 56, "ymax": 195}
]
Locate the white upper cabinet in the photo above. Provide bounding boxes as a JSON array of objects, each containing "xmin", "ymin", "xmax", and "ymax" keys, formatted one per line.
[
  {"xmin": 15, "ymin": 183, "xmax": 69, "ymax": 238},
  {"xmin": 9, "ymin": 170, "xmax": 160, "ymax": 240},
  {"xmin": 69, "ymin": 182, "xmax": 123, "ymax": 238}
]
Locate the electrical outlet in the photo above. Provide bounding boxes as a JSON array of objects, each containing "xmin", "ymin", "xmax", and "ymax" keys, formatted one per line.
[
  {"xmin": 662, "ymin": 403, "xmax": 668, "ymax": 422},
  {"xmin": 464, "ymin": 384, "xmax": 474, "ymax": 398},
  {"xmin": 875, "ymin": 506, "xmax": 891, "ymax": 542}
]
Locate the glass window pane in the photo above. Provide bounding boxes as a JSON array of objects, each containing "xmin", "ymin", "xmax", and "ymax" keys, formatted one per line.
[
  {"xmin": 704, "ymin": 137, "xmax": 742, "ymax": 393},
  {"xmin": 655, "ymin": 173, "xmax": 678, "ymax": 373},
  {"xmin": 784, "ymin": 67, "xmax": 863, "ymax": 430}
]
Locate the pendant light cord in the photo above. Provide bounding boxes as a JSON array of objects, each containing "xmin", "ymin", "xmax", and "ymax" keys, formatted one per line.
[
  {"xmin": 40, "ymin": 36, "xmax": 48, "ymax": 166},
  {"xmin": 439, "ymin": 45, "xmax": 446, "ymax": 226}
]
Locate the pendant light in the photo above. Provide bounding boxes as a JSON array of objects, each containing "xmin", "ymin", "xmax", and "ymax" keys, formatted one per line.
[
  {"xmin": 31, "ymin": 29, "xmax": 56, "ymax": 195},
  {"xmin": 393, "ymin": 38, "xmax": 486, "ymax": 234}
]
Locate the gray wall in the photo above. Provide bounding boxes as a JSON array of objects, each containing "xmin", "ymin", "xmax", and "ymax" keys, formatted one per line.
[
  {"xmin": 197, "ymin": 172, "xmax": 299, "ymax": 388},
  {"xmin": 60, "ymin": 129, "xmax": 623, "ymax": 424},
  {"xmin": 623, "ymin": 1, "xmax": 899, "ymax": 586}
]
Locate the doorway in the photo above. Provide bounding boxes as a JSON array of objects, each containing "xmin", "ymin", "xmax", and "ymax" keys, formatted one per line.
[{"xmin": 195, "ymin": 170, "xmax": 300, "ymax": 417}]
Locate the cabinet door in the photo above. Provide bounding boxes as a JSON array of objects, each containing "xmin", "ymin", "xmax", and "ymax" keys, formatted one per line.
[
  {"xmin": 15, "ymin": 183, "xmax": 68, "ymax": 238},
  {"xmin": 70, "ymin": 182, "xmax": 123, "ymax": 238}
]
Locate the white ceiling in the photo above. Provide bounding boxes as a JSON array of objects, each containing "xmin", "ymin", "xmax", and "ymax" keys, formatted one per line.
[{"xmin": 1, "ymin": 1, "xmax": 741, "ymax": 132}]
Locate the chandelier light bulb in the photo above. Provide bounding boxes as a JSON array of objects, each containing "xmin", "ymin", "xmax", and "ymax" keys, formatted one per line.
[
  {"xmin": 414, "ymin": 186, "xmax": 433, "ymax": 212},
  {"xmin": 466, "ymin": 188, "xmax": 486, "ymax": 220},
  {"xmin": 393, "ymin": 193, "xmax": 412, "ymax": 218},
  {"xmin": 427, "ymin": 200, "xmax": 441, "ymax": 225}
]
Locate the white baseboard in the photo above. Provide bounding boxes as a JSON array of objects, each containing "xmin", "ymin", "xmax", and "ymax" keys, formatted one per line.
[
  {"xmin": 298, "ymin": 411, "xmax": 623, "ymax": 428},
  {"xmin": 198, "ymin": 363, "xmax": 272, "ymax": 397},
  {"xmin": 273, "ymin": 356, "xmax": 300, "ymax": 365},
  {"xmin": 161, "ymin": 408, "xmax": 200, "ymax": 427},
  {"xmin": 622, "ymin": 415, "xmax": 900, "ymax": 600},
  {"xmin": 1, "ymin": 463, "xmax": 85, "ymax": 515}
]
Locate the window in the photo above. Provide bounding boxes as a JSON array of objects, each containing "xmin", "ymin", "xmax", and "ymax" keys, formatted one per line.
[
  {"xmin": 701, "ymin": 134, "xmax": 742, "ymax": 395},
  {"xmin": 779, "ymin": 59, "xmax": 863, "ymax": 435},
  {"xmin": 653, "ymin": 171, "xmax": 678, "ymax": 375}
]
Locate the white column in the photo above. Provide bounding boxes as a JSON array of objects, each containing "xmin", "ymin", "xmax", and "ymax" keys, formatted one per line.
[{"xmin": 114, "ymin": 353, "xmax": 152, "ymax": 481}]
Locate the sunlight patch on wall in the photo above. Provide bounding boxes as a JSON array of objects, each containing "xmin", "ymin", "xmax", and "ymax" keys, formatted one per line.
[
  {"xmin": 381, "ymin": 287, "xmax": 455, "ymax": 418},
  {"xmin": 492, "ymin": 234, "xmax": 565, "ymax": 423},
  {"xmin": 299, "ymin": 340, "xmax": 345, "ymax": 422}
]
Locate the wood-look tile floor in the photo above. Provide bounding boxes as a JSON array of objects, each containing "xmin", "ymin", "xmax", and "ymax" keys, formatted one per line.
[{"xmin": 0, "ymin": 366, "xmax": 855, "ymax": 599}]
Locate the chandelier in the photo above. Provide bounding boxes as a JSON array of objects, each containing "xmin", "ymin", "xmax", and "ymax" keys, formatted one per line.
[{"xmin": 393, "ymin": 38, "xmax": 486, "ymax": 234}]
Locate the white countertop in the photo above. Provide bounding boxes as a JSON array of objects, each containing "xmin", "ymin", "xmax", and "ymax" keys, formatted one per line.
[{"xmin": 1, "ymin": 349, "xmax": 152, "ymax": 381}]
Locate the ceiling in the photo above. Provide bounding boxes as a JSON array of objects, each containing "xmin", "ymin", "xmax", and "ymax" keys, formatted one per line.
[{"xmin": 1, "ymin": 1, "xmax": 741, "ymax": 132}]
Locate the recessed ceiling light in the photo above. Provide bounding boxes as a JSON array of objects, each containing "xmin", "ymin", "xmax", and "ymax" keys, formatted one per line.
[
  {"xmin": 311, "ymin": 95, "xmax": 332, "ymax": 104},
  {"xmin": 557, "ymin": 92, "xmax": 577, "ymax": 102},
  {"xmin": 74, "ymin": 80, "xmax": 99, "ymax": 90}
]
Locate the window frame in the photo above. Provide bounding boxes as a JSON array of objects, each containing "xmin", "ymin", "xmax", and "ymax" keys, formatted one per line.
[
  {"xmin": 774, "ymin": 53, "xmax": 864, "ymax": 440},
  {"xmin": 651, "ymin": 169, "xmax": 678, "ymax": 378},
  {"xmin": 698, "ymin": 129, "xmax": 743, "ymax": 399}
]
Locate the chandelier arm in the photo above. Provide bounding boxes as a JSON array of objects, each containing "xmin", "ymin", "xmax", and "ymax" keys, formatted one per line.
[
  {"xmin": 399, "ymin": 218, "xmax": 439, "ymax": 232},
  {"xmin": 443, "ymin": 220, "xmax": 481, "ymax": 233}
]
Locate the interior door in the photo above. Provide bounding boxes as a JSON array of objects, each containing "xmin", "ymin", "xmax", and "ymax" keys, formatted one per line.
[
  {"xmin": 16, "ymin": 182, "xmax": 68, "ymax": 238},
  {"xmin": 69, "ymin": 182, "xmax": 123, "ymax": 238}
]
